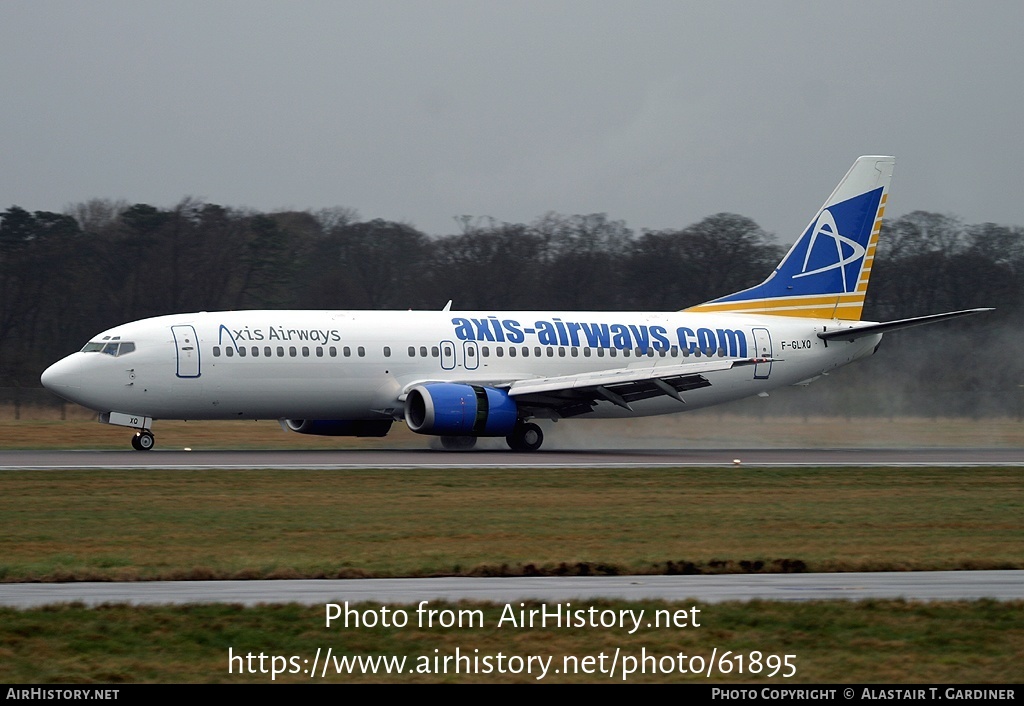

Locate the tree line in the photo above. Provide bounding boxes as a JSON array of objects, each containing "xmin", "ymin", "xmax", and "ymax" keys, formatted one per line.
[{"xmin": 2, "ymin": 200, "xmax": 1021, "ymax": 417}]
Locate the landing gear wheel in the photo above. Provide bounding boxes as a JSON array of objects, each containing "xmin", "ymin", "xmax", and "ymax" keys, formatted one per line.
[
  {"xmin": 440, "ymin": 435, "xmax": 477, "ymax": 450},
  {"xmin": 506, "ymin": 422, "xmax": 543, "ymax": 452},
  {"xmin": 132, "ymin": 430, "xmax": 155, "ymax": 451}
]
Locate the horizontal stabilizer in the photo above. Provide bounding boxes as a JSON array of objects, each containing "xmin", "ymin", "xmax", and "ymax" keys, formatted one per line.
[{"xmin": 817, "ymin": 308, "xmax": 993, "ymax": 342}]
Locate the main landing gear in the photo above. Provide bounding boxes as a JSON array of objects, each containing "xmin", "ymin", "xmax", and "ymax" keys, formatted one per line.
[
  {"xmin": 131, "ymin": 430, "xmax": 155, "ymax": 451},
  {"xmin": 506, "ymin": 422, "xmax": 543, "ymax": 452},
  {"xmin": 436, "ymin": 422, "xmax": 545, "ymax": 452}
]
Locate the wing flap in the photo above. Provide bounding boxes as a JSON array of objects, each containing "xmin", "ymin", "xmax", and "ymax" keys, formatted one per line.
[
  {"xmin": 507, "ymin": 358, "xmax": 745, "ymax": 396},
  {"xmin": 509, "ymin": 358, "xmax": 766, "ymax": 417}
]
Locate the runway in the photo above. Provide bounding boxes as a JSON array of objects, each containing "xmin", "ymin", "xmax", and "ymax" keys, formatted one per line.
[
  {"xmin": 1, "ymin": 571, "xmax": 1021, "ymax": 608},
  {"xmin": 1, "ymin": 447, "xmax": 1022, "ymax": 469}
]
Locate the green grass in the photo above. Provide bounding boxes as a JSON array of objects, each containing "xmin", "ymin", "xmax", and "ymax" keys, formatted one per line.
[
  {"xmin": 1, "ymin": 600, "xmax": 1021, "ymax": 683},
  {"xmin": 2, "ymin": 463, "xmax": 1021, "ymax": 684},
  {"xmin": 1, "ymin": 467, "xmax": 1020, "ymax": 581},
  {"xmin": 2, "ymin": 448, "xmax": 1020, "ymax": 684}
]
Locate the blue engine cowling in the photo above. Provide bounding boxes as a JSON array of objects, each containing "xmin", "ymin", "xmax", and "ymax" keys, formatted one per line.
[
  {"xmin": 283, "ymin": 419, "xmax": 393, "ymax": 437},
  {"xmin": 404, "ymin": 383, "xmax": 518, "ymax": 436}
]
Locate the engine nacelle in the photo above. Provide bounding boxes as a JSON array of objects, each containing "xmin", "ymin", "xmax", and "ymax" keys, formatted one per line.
[
  {"xmin": 282, "ymin": 419, "xmax": 393, "ymax": 437},
  {"xmin": 404, "ymin": 383, "xmax": 518, "ymax": 436}
]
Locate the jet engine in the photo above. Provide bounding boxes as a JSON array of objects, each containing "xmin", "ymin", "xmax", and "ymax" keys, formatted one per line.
[
  {"xmin": 282, "ymin": 419, "xmax": 393, "ymax": 436},
  {"xmin": 404, "ymin": 383, "xmax": 518, "ymax": 436}
]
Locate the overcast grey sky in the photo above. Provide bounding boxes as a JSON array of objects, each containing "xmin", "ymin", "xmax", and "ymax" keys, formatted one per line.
[{"xmin": 1, "ymin": 1, "xmax": 1021, "ymax": 239}]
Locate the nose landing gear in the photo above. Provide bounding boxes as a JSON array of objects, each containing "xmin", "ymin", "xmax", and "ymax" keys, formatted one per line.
[{"xmin": 131, "ymin": 430, "xmax": 155, "ymax": 451}]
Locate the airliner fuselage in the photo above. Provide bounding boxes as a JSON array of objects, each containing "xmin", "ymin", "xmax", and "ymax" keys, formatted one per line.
[{"xmin": 42, "ymin": 309, "xmax": 877, "ymax": 421}]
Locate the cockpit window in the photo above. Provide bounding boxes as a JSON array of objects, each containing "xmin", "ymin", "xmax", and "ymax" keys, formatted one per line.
[{"xmin": 81, "ymin": 341, "xmax": 136, "ymax": 357}]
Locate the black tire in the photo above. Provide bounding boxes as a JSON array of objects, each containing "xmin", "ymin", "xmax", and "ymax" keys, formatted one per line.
[
  {"xmin": 506, "ymin": 422, "xmax": 543, "ymax": 452},
  {"xmin": 440, "ymin": 435, "xmax": 477, "ymax": 450},
  {"xmin": 134, "ymin": 430, "xmax": 155, "ymax": 451}
]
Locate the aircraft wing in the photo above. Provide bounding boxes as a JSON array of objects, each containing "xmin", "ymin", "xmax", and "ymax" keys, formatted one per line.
[{"xmin": 506, "ymin": 358, "xmax": 766, "ymax": 418}]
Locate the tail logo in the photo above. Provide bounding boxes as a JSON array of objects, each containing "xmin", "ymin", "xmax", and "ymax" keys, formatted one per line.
[
  {"xmin": 792, "ymin": 208, "xmax": 866, "ymax": 293},
  {"xmin": 683, "ymin": 156, "xmax": 892, "ymax": 319}
]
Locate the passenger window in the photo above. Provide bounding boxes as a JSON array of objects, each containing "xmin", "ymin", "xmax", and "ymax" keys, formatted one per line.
[
  {"xmin": 609, "ymin": 349, "xmax": 617, "ymax": 357},
  {"xmin": 508, "ymin": 347, "xmax": 516, "ymax": 357},
  {"xmin": 251, "ymin": 346, "xmax": 259, "ymax": 357},
  {"xmin": 344, "ymin": 347, "xmax": 351, "ymax": 357},
  {"xmin": 408, "ymin": 346, "xmax": 415, "ymax": 357},
  {"xmin": 467, "ymin": 347, "xmax": 475, "ymax": 357},
  {"xmin": 226, "ymin": 347, "xmax": 234, "ymax": 357},
  {"xmin": 583, "ymin": 348, "xmax": 591, "ymax": 357},
  {"xmin": 289, "ymin": 347, "xmax": 297, "ymax": 357},
  {"xmin": 597, "ymin": 348, "xmax": 605, "ymax": 357},
  {"xmin": 329, "ymin": 346, "xmax": 337, "ymax": 357},
  {"xmin": 238, "ymin": 347, "xmax": 246, "ymax": 357},
  {"xmin": 623, "ymin": 349, "xmax": 630, "ymax": 357},
  {"xmin": 521, "ymin": 347, "xmax": 529, "ymax": 357},
  {"xmin": 317, "ymin": 347, "xmax": 324, "ymax": 357},
  {"xmin": 265, "ymin": 347, "xmax": 272, "ymax": 357},
  {"xmin": 302, "ymin": 346, "xmax": 309, "ymax": 357},
  {"xmin": 358, "ymin": 346, "xmax": 365, "ymax": 357},
  {"xmin": 571, "ymin": 347, "xmax": 578, "ymax": 357},
  {"xmin": 558, "ymin": 347, "xmax": 565, "ymax": 357},
  {"xmin": 431, "ymin": 346, "xmax": 439, "ymax": 357},
  {"xmin": 213, "ymin": 347, "xmax": 221, "ymax": 357},
  {"xmin": 534, "ymin": 347, "xmax": 541, "ymax": 357},
  {"xmin": 420, "ymin": 346, "xmax": 427, "ymax": 357},
  {"xmin": 277, "ymin": 346, "xmax": 285, "ymax": 357}
]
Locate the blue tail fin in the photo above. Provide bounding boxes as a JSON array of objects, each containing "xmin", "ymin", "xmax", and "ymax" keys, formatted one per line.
[{"xmin": 686, "ymin": 155, "xmax": 894, "ymax": 320}]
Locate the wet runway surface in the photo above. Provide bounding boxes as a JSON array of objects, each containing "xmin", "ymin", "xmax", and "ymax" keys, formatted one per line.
[
  {"xmin": 1, "ymin": 571, "xmax": 1021, "ymax": 608},
  {"xmin": 1, "ymin": 447, "xmax": 1022, "ymax": 469}
]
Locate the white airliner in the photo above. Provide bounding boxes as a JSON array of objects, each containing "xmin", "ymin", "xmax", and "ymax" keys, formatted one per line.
[{"xmin": 41, "ymin": 156, "xmax": 988, "ymax": 451}]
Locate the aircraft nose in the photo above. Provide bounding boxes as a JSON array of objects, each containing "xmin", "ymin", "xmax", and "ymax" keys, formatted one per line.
[{"xmin": 41, "ymin": 355, "xmax": 83, "ymax": 392}]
